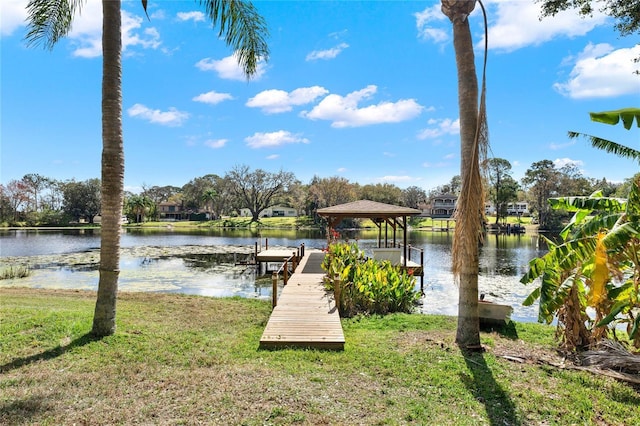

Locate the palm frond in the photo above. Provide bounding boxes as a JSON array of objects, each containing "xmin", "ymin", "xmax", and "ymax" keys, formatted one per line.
[
  {"xmin": 25, "ymin": 0, "xmax": 85, "ymax": 49},
  {"xmin": 568, "ymin": 132, "xmax": 640, "ymax": 165},
  {"xmin": 198, "ymin": 0, "xmax": 269, "ymax": 79}
]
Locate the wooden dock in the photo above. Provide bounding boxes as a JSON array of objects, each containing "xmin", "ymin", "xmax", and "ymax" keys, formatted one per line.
[{"xmin": 259, "ymin": 251, "xmax": 345, "ymax": 350}]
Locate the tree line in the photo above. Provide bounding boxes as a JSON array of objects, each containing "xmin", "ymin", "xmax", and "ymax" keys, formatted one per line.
[{"xmin": 2, "ymin": 161, "xmax": 636, "ymax": 230}]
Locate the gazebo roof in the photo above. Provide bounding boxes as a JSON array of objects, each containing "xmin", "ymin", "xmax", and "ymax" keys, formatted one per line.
[{"xmin": 316, "ymin": 200, "xmax": 421, "ymax": 220}]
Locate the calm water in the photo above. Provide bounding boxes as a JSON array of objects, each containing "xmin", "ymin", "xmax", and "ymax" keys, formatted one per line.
[{"xmin": 0, "ymin": 228, "xmax": 548, "ymax": 322}]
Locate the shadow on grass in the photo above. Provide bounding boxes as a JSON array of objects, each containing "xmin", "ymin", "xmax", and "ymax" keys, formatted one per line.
[
  {"xmin": 0, "ymin": 394, "xmax": 56, "ymax": 424},
  {"xmin": 0, "ymin": 332, "xmax": 99, "ymax": 374},
  {"xmin": 480, "ymin": 320, "xmax": 519, "ymax": 340},
  {"xmin": 461, "ymin": 350, "xmax": 522, "ymax": 426}
]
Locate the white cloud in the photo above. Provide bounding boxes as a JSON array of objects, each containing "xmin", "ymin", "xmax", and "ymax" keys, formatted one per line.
[
  {"xmin": 301, "ymin": 85, "xmax": 423, "ymax": 128},
  {"xmin": 377, "ymin": 175, "xmax": 416, "ymax": 183},
  {"xmin": 266, "ymin": 154, "xmax": 280, "ymax": 160},
  {"xmin": 196, "ymin": 55, "xmax": 266, "ymax": 81},
  {"xmin": 0, "ymin": 0, "xmax": 28, "ymax": 36},
  {"xmin": 177, "ymin": 11, "xmax": 205, "ymax": 22},
  {"xmin": 204, "ymin": 139, "xmax": 227, "ymax": 149},
  {"xmin": 417, "ymin": 118, "xmax": 460, "ymax": 139},
  {"xmin": 246, "ymin": 86, "xmax": 329, "ymax": 114},
  {"xmin": 192, "ymin": 91, "xmax": 234, "ymax": 105},
  {"xmin": 554, "ymin": 43, "xmax": 640, "ymax": 99},
  {"xmin": 306, "ymin": 43, "xmax": 349, "ymax": 61},
  {"xmin": 549, "ymin": 140, "xmax": 576, "ymax": 150},
  {"xmin": 482, "ymin": 0, "xmax": 607, "ymax": 52},
  {"xmin": 414, "ymin": 5, "xmax": 449, "ymax": 44},
  {"xmin": 127, "ymin": 103, "xmax": 189, "ymax": 126},
  {"xmin": 245, "ymin": 131, "xmax": 309, "ymax": 149},
  {"xmin": 554, "ymin": 158, "xmax": 583, "ymax": 168},
  {"xmin": 337, "ymin": 167, "xmax": 348, "ymax": 173}
]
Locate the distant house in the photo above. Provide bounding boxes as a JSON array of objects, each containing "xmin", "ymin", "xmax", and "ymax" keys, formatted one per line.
[
  {"xmin": 428, "ymin": 194, "xmax": 457, "ymax": 218},
  {"xmin": 158, "ymin": 201, "xmax": 185, "ymax": 221},
  {"xmin": 507, "ymin": 202, "xmax": 529, "ymax": 216},
  {"xmin": 239, "ymin": 205, "xmax": 298, "ymax": 218},
  {"xmin": 485, "ymin": 202, "xmax": 530, "ymax": 216}
]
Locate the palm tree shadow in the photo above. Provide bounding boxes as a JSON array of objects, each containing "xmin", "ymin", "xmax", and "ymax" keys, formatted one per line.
[
  {"xmin": 0, "ymin": 332, "xmax": 99, "ymax": 374},
  {"xmin": 460, "ymin": 349, "xmax": 522, "ymax": 426}
]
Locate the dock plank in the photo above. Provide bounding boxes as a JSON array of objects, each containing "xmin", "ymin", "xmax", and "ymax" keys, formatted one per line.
[{"xmin": 259, "ymin": 251, "xmax": 345, "ymax": 350}]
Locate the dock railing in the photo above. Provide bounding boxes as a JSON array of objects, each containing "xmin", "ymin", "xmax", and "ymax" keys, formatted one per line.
[{"xmin": 270, "ymin": 244, "xmax": 305, "ymax": 308}]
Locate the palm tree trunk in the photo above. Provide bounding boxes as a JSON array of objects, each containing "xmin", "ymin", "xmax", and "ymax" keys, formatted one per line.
[
  {"xmin": 92, "ymin": 0, "xmax": 124, "ymax": 337},
  {"xmin": 442, "ymin": 0, "xmax": 482, "ymax": 349}
]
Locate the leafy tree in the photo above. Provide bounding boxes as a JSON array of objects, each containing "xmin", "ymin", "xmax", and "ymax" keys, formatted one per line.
[
  {"xmin": 558, "ymin": 163, "xmax": 594, "ymax": 196},
  {"xmin": 226, "ymin": 165, "xmax": 296, "ymax": 222},
  {"xmin": 358, "ymin": 183, "xmax": 403, "ymax": 205},
  {"xmin": 62, "ymin": 179, "xmax": 101, "ymax": 223},
  {"xmin": 25, "ymin": 0, "xmax": 269, "ymax": 336},
  {"xmin": 441, "ymin": 0, "xmax": 489, "ymax": 349},
  {"xmin": 307, "ymin": 176, "xmax": 358, "ymax": 214},
  {"xmin": 540, "ymin": 0, "xmax": 640, "ymax": 37},
  {"xmin": 522, "ymin": 160, "xmax": 561, "ymax": 229},
  {"xmin": 142, "ymin": 185, "xmax": 181, "ymax": 204},
  {"xmin": 428, "ymin": 175, "xmax": 462, "ymax": 198},
  {"xmin": 22, "ymin": 173, "xmax": 50, "ymax": 213},
  {"xmin": 485, "ymin": 158, "xmax": 518, "ymax": 223},
  {"xmin": 182, "ymin": 174, "xmax": 218, "ymax": 211},
  {"xmin": 2, "ymin": 180, "xmax": 29, "ymax": 222},
  {"xmin": 402, "ymin": 186, "xmax": 427, "ymax": 209}
]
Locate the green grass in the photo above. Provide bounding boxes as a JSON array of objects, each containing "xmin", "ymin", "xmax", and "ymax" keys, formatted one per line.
[
  {"xmin": 126, "ymin": 216, "xmax": 315, "ymax": 229},
  {"xmin": 1, "ymin": 288, "xmax": 637, "ymax": 425}
]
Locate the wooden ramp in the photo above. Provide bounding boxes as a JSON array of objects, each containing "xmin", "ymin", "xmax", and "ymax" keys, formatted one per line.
[{"xmin": 260, "ymin": 251, "xmax": 345, "ymax": 350}]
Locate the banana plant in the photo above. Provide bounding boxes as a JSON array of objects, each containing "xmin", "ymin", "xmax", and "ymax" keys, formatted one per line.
[{"xmin": 521, "ymin": 108, "xmax": 640, "ymax": 350}]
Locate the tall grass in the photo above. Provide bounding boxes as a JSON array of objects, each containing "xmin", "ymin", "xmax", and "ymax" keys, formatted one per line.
[{"xmin": 0, "ymin": 265, "xmax": 31, "ymax": 280}]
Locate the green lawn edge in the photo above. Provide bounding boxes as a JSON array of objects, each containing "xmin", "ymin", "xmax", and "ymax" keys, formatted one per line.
[{"xmin": 1, "ymin": 288, "xmax": 636, "ymax": 425}]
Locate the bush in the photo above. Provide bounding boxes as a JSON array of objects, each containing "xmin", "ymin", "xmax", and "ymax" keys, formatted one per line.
[{"xmin": 322, "ymin": 242, "xmax": 419, "ymax": 317}]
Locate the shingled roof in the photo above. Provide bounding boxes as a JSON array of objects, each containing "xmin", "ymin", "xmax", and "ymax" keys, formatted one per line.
[{"xmin": 316, "ymin": 200, "xmax": 421, "ymax": 219}]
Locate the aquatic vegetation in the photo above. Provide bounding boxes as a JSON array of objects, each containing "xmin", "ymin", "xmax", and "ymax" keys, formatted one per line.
[{"xmin": 0, "ymin": 265, "xmax": 31, "ymax": 280}]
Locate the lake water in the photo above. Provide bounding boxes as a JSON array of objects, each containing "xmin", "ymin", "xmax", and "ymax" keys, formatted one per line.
[{"xmin": 0, "ymin": 228, "xmax": 548, "ymax": 323}]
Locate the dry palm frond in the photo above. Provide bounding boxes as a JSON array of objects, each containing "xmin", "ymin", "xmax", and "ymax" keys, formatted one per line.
[{"xmin": 580, "ymin": 339, "xmax": 640, "ymax": 374}]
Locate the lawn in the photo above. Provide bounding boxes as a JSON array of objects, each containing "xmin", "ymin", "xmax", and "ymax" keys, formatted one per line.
[{"xmin": 1, "ymin": 288, "xmax": 637, "ymax": 425}]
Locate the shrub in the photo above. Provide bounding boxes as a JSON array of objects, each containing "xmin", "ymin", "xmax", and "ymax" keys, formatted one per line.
[{"xmin": 322, "ymin": 242, "xmax": 419, "ymax": 317}]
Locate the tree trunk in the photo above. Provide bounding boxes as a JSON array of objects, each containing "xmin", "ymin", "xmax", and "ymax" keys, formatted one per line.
[
  {"xmin": 92, "ymin": 0, "xmax": 124, "ymax": 337},
  {"xmin": 442, "ymin": 0, "xmax": 482, "ymax": 349}
]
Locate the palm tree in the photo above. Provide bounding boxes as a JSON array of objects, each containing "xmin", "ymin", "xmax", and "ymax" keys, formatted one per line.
[
  {"xmin": 25, "ymin": 0, "xmax": 269, "ymax": 336},
  {"xmin": 441, "ymin": 0, "xmax": 489, "ymax": 349},
  {"xmin": 201, "ymin": 188, "xmax": 218, "ymax": 219}
]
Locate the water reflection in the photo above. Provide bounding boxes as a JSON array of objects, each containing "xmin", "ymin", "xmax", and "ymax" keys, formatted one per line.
[{"xmin": 0, "ymin": 228, "xmax": 549, "ymax": 322}]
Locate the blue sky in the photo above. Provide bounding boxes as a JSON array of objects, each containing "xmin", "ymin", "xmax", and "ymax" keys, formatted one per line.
[{"xmin": 1, "ymin": 0, "xmax": 639, "ymax": 194}]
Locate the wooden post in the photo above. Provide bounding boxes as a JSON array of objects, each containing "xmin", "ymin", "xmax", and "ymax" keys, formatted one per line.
[
  {"xmin": 420, "ymin": 249, "xmax": 424, "ymax": 294},
  {"xmin": 333, "ymin": 273, "xmax": 341, "ymax": 315},
  {"xmin": 292, "ymin": 252, "xmax": 298, "ymax": 271},
  {"xmin": 272, "ymin": 272, "xmax": 278, "ymax": 308},
  {"xmin": 301, "ymin": 243, "xmax": 305, "ymax": 258},
  {"xmin": 265, "ymin": 238, "xmax": 269, "ymax": 250},
  {"xmin": 283, "ymin": 259, "xmax": 288, "ymax": 285}
]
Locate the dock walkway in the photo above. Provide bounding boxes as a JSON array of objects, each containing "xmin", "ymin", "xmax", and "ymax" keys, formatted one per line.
[{"xmin": 259, "ymin": 251, "xmax": 345, "ymax": 350}]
